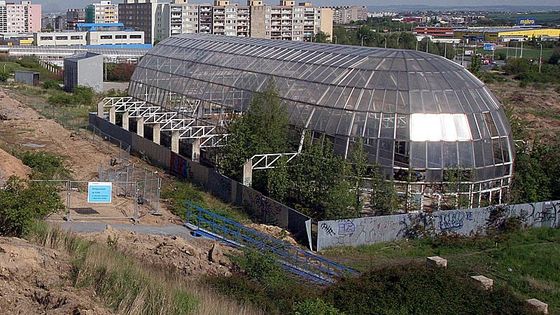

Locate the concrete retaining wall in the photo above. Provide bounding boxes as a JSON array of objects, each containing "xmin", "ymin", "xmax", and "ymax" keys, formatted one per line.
[{"xmin": 317, "ymin": 200, "xmax": 560, "ymax": 250}]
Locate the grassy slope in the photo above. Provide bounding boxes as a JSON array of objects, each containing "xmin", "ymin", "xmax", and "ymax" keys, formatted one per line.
[{"xmin": 322, "ymin": 228, "xmax": 560, "ymax": 313}]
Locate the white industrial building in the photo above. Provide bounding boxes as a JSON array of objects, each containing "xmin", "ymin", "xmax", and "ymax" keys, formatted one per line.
[{"xmin": 34, "ymin": 30, "xmax": 145, "ymax": 46}]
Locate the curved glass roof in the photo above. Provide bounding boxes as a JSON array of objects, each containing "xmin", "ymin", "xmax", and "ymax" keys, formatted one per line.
[{"xmin": 129, "ymin": 34, "xmax": 514, "ymax": 189}]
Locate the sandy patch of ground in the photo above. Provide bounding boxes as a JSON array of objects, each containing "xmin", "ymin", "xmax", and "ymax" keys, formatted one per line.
[
  {"xmin": 0, "ymin": 147, "xmax": 30, "ymax": 184},
  {"xmin": 0, "ymin": 237, "xmax": 111, "ymax": 315},
  {"xmin": 82, "ymin": 225, "xmax": 235, "ymax": 278}
]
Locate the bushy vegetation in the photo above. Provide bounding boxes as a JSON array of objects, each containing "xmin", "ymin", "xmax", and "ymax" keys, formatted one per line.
[
  {"xmin": 218, "ymin": 82, "xmax": 396, "ymax": 220},
  {"xmin": 19, "ymin": 150, "xmax": 70, "ymax": 180},
  {"xmin": 209, "ymin": 243, "xmax": 534, "ymax": 315},
  {"xmin": 0, "ymin": 177, "xmax": 63, "ymax": 236},
  {"xmin": 106, "ymin": 63, "xmax": 136, "ymax": 82},
  {"xmin": 208, "ymin": 249, "xmax": 319, "ymax": 314},
  {"xmin": 503, "ymin": 58, "xmax": 560, "ymax": 85},
  {"xmin": 323, "ymin": 228, "xmax": 560, "ymax": 313},
  {"xmin": 324, "ymin": 264, "xmax": 530, "ymax": 315},
  {"xmin": 47, "ymin": 86, "xmax": 96, "ymax": 107},
  {"xmin": 161, "ymin": 179, "xmax": 250, "ymax": 223}
]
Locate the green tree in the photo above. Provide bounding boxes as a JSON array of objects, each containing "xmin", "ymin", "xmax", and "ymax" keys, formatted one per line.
[
  {"xmin": 370, "ymin": 164, "xmax": 398, "ymax": 215},
  {"xmin": 349, "ymin": 138, "xmax": 368, "ymax": 213},
  {"xmin": 469, "ymin": 54, "xmax": 482, "ymax": 76},
  {"xmin": 313, "ymin": 31, "xmax": 329, "ymax": 43},
  {"xmin": 290, "ymin": 136, "xmax": 354, "ymax": 219},
  {"xmin": 0, "ymin": 177, "xmax": 64, "ymax": 236},
  {"xmin": 324, "ymin": 179, "xmax": 356, "ymax": 220},
  {"xmin": 219, "ymin": 80, "xmax": 290, "ymax": 180},
  {"xmin": 267, "ymin": 157, "xmax": 290, "ymax": 202}
]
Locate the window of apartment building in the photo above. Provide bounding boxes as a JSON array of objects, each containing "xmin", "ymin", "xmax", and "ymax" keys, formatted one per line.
[{"xmin": 100, "ymin": 35, "xmax": 112, "ymax": 39}]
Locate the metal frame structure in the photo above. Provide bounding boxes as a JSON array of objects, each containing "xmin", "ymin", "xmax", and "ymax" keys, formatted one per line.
[
  {"xmin": 106, "ymin": 34, "xmax": 516, "ymax": 209},
  {"xmin": 98, "ymin": 96, "xmax": 230, "ymax": 158}
]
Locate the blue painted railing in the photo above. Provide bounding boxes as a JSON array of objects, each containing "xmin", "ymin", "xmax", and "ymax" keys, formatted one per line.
[{"xmin": 185, "ymin": 202, "xmax": 358, "ymax": 284}]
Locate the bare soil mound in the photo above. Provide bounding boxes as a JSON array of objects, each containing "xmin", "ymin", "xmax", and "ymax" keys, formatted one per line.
[
  {"xmin": 0, "ymin": 237, "xmax": 111, "ymax": 315},
  {"xmin": 0, "ymin": 147, "xmax": 30, "ymax": 183},
  {"xmin": 82, "ymin": 225, "xmax": 236, "ymax": 278}
]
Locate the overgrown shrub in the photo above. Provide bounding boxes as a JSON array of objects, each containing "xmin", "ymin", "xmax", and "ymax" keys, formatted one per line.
[
  {"xmin": 0, "ymin": 71, "xmax": 9, "ymax": 82},
  {"xmin": 231, "ymin": 249, "xmax": 285, "ymax": 288},
  {"xmin": 208, "ymin": 249, "xmax": 318, "ymax": 314},
  {"xmin": 19, "ymin": 151, "xmax": 70, "ymax": 179},
  {"xmin": 0, "ymin": 177, "xmax": 63, "ymax": 236},
  {"xmin": 324, "ymin": 264, "xmax": 531, "ymax": 315},
  {"xmin": 47, "ymin": 86, "xmax": 96, "ymax": 107},
  {"xmin": 42, "ymin": 80, "xmax": 61, "ymax": 90},
  {"xmin": 293, "ymin": 298, "xmax": 342, "ymax": 315}
]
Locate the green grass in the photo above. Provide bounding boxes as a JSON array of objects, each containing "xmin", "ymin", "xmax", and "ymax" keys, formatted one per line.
[
  {"xmin": 495, "ymin": 47, "xmax": 554, "ymax": 61},
  {"xmin": 322, "ymin": 228, "xmax": 560, "ymax": 313},
  {"xmin": 4, "ymin": 84, "xmax": 95, "ymax": 130},
  {"xmin": 0, "ymin": 59, "xmax": 60, "ymax": 81},
  {"xmin": 162, "ymin": 179, "xmax": 251, "ymax": 223}
]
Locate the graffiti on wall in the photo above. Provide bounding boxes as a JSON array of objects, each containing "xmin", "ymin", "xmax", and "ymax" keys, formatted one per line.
[
  {"xmin": 170, "ymin": 152, "xmax": 189, "ymax": 179},
  {"xmin": 317, "ymin": 200, "xmax": 560, "ymax": 251}
]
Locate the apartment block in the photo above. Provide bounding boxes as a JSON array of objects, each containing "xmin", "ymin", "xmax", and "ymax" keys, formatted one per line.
[
  {"xmin": 86, "ymin": 1, "xmax": 119, "ymax": 24},
  {"xmin": 327, "ymin": 6, "xmax": 367, "ymax": 25},
  {"xmin": 66, "ymin": 9, "xmax": 85, "ymax": 30},
  {"xmin": 0, "ymin": 0, "xmax": 41, "ymax": 33},
  {"xmin": 166, "ymin": 0, "xmax": 332, "ymax": 42},
  {"xmin": 119, "ymin": 0, "xmax": 170, "ymax": 44}
]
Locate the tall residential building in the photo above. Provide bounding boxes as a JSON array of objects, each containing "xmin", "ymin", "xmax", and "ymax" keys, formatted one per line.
[
  {"xmin": 168, "ymin": 0, "xmax": 332, "ymax": 41},
  {"xmin": 0, "ymin": 0, "xmax": 41, "ymax": 33},
  {"xmin": 170, "ymin": 0, "xmax": 199, "ymax": 35},
  {"xmin": 328, "ymin": 6, "xmax": 367, "ymax": 25},
  {"xmin": 86, "ymin": 1, "xmax": 119, "ymax": 24},
  {"xmin": 119, "ymin": 0, "xmax": 170, "ymax": 44},
  {"xmin": 66, "ymin": 9, "xmax": 85, "ymax": 30}
]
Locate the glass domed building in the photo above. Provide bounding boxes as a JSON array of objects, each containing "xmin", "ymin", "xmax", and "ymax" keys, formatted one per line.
[{"xmin": 128, "ymin": 34, "xmax": 514, "ymax": 209}]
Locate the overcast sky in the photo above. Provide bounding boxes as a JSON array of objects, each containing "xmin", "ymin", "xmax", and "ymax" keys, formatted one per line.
[{"xmin": 36, "ymin": 0, "xmax": 560, "ymax": 13}]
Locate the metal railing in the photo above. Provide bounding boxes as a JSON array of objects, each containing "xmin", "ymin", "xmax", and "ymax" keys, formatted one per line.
[{"xmin": 185, "ymin": 202, "xmax": 358, "ymax": 284}]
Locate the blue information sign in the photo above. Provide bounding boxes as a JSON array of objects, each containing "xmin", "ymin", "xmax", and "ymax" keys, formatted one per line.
[
  {"xmin": 483, "ymin": 43, "xmax": 495, "ymax": 51},
  {"xmin": 87, "ymin": 182, "xmax": 112, "ymax": 203}
]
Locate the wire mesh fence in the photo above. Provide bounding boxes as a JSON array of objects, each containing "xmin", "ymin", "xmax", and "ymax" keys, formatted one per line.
[
  {"xmin": 89, "ymin": 125, "xmax": 131, "ymax": 162},
  {"xmin": 98, "ymin": 163, "xmax": 161, "ymax": 216}
]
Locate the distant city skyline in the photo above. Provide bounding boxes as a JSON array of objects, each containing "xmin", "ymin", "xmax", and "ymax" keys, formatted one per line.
[{"xmin": 34, "ymin": 0, "xmax": 560, "ymax": 13}]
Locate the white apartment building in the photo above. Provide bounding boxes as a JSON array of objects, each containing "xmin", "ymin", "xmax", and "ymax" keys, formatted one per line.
[
  {"xmin": 86, "ymin": 1, "xmax": 119, "ymax": 24},
  {"xmin": 328, "ymin": 6, "xmax": 367, "ymax": 25},
  {"xmin": 167, "ymin": 0, "xmax": 332, "ymax": 42},
  {"xmin": 170, "ymin": 1, "xmax": 199, "ymax": 35},
  {"xmin": 0, "ymin": 0, "xmax": 41, "ymax": 33}
]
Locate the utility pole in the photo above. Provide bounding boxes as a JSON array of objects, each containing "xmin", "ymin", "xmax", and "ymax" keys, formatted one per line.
[
  {"xmin": 520, "ymin": 41, "xmax": 524, "ymax": 58},
  {"xmin": 444, "ymin": 43, "xmax": 447, "ymax": 59},
  {"xmin": 539, "ymin": 41, "xmax": 543, "ymax": 73}
]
